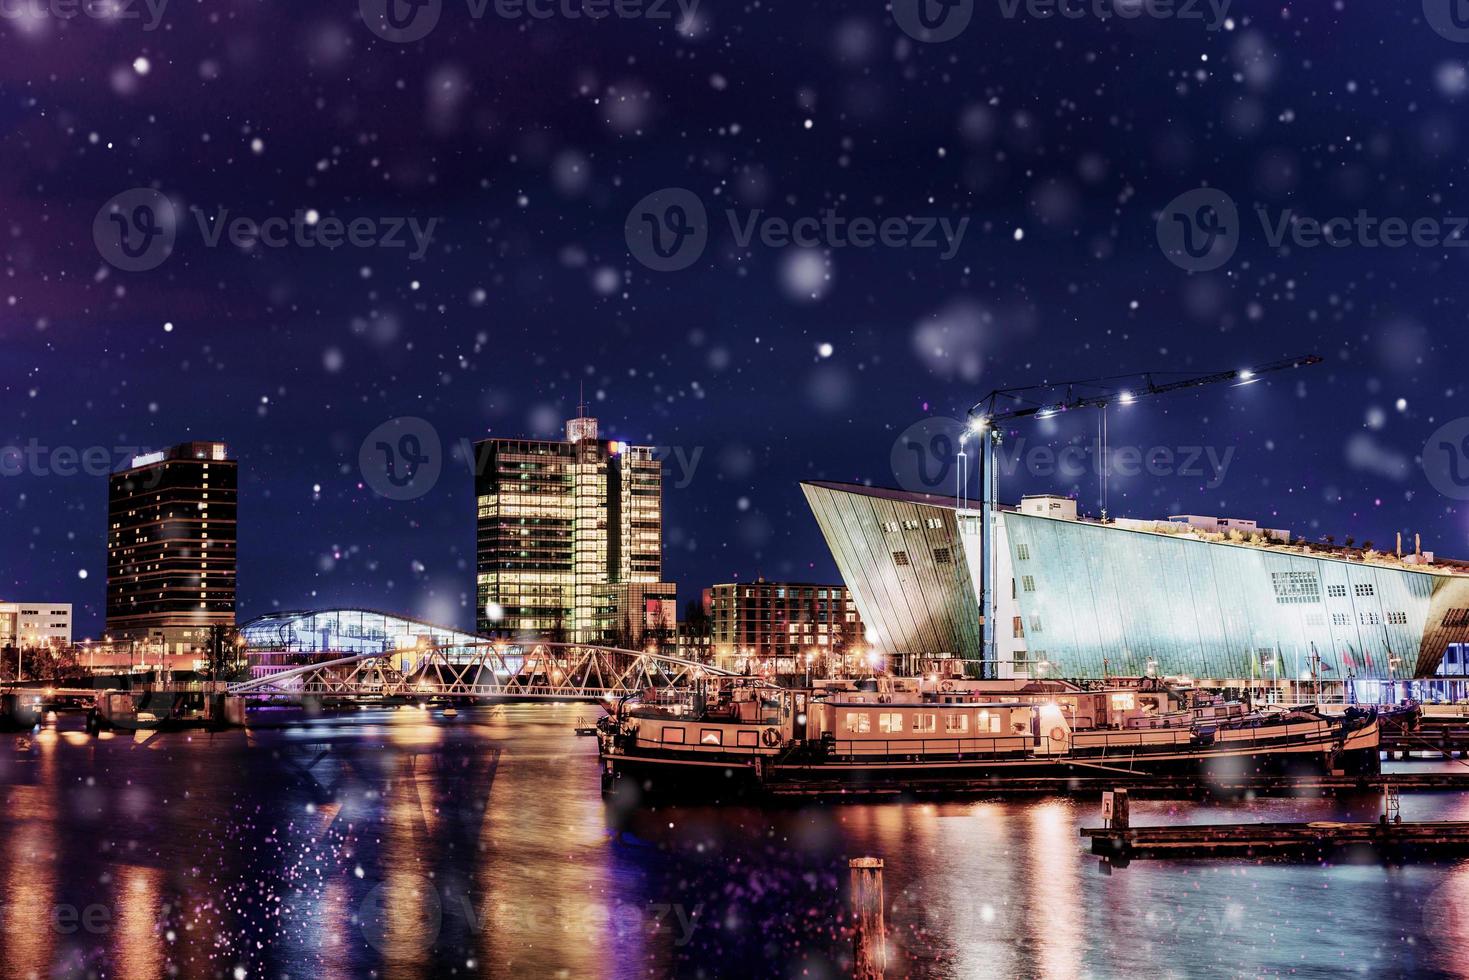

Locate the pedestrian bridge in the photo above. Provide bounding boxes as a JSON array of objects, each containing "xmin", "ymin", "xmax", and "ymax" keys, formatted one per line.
[{"xmin": 226, "ymin": 642, "xmax": 734, "ymax": 703}]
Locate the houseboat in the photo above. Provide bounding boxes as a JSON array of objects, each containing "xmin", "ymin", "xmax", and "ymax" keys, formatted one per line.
[{"xmin": 597, "ymin": 676, "xmax": 1382, "ymax": 799}]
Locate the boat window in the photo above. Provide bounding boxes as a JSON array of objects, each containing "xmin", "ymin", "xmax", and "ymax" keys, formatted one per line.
[
  {"xmin": 878, "ymin": 712, "xmax": 903, "ymax": 734},
  {"xmin": 737, "ymin": 730, "xmax": 759, "ymax": 747},
  {"xmin": 844, "ymin": 712, "xmax": 871, "ymax": 734},
  {"xmin": 912, "ymin": 713, "xmax": 937, "ymax": 733},
  {"xmin": 700, "ymin": 729, "xmax": 723, "ymax": 746},
  {"xmin": 661, "ymin": 727, "xmax": 686, "ymax": 744},
  {"xmin": 1110, "ymin": 693, "xmax": 1136, "ymax": 711},
  {"xmin": 945, "ymin": 714, "xmax": 969, "ymax": 734},
  {"xmin": 977, "ymin": 710, "xmax": 1001, "ymax": 733}
]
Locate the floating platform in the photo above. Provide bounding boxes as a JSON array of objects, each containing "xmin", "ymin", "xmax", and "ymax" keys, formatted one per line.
[{"xmin": 1082, "ymin": 819, "xmax": 1469, "ymax": 859}]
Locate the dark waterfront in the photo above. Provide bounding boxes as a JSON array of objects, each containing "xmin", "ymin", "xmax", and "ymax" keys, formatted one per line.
[{"xmin": 3, "ymin": 704, "xmax": 1468, "ymax": 979}]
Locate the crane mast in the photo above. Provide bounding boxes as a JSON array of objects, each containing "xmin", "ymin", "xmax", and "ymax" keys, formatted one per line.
[{"xmin": 959, "ymin": 354, "xmax": 1322, "ymax": 680}]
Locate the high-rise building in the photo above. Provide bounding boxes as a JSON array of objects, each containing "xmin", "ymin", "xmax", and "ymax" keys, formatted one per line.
[
  {"xmin": 0, "ymin": 602, "xmax": 73, "ymax": 649},
  {"xmin": 707, "ymin": 579, "xmax": 866, "ymax": 671},
  {"xmin": 474, "ymin": 412, "xmax": 667, "ymax": 642},
  {"xmin": 106, "ymin": 441, "xmax": 237, "ymax": 656}
]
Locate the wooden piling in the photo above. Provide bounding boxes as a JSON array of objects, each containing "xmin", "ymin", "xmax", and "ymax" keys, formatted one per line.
[{"xmin": 849, "ymin": 857, "xmax": 886, "ymax": 979}]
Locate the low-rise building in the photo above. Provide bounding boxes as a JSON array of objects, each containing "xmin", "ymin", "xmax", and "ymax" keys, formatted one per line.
[
  {"xmin": 707, "ymin": 579, "xmax": 865, "ymax": 673},
  {"xmin": 0, "ymin": 602, "xmax": 73, "ymax": 648}
]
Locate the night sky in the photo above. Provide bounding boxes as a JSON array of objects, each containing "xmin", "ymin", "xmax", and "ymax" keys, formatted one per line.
[{"xmin": 3, "ymin": 0, "xmax": 1468, "ymax": 639}]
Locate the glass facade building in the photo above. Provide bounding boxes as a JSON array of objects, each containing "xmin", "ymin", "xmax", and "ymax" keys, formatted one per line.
[
  {"xmin": 473, "ymin": 414, "xmax": 664, "ymax": 642},
  {"xmin": 804, "ymin": 480, "xmax": 1469, "ymax": 682},
  {"xmin": 1004, "ymin": 510, "xmax": 1469, "ymax": 683},
  {"xmin": 240, "ymin": 608, "xmax": 486, "ymax": 677}
]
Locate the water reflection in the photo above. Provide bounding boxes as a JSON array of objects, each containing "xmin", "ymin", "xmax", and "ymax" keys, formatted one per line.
[{"xmin": 0, "ymin": 705, "xmax": 1466, "ymax": 976}]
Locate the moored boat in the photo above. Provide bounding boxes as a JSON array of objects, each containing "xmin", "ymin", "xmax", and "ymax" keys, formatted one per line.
[{"xmin": 597, "ymin": 676, "xmax": 1382, "ymax": 800}]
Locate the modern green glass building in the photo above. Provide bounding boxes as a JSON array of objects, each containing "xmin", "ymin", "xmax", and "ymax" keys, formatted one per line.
[{"xmin": 804, "ymin": 481, "xmax": 1469, "ymax": 684}]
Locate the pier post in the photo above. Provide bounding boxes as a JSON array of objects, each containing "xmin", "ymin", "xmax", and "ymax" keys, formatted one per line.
[
  {"xmin": 849, "ymin": 857, "xmax": 886, "ymax": 979},
  {"xmin": 1104, "ymin": 789, "xmax": 1130, "ymax": 831}
]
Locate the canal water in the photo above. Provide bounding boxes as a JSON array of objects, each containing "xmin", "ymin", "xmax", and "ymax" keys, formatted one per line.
[{"xmin": 3, "ymin": 703, "xmax": 1468, "ymax": 979}]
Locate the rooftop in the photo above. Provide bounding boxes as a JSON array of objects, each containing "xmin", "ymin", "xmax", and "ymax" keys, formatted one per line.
[{"xmin": 803, "ymin": 480, "xmax": 1469, "ymax": 578}]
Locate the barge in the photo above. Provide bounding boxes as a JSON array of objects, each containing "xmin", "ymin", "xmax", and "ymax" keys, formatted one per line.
[{"xmin": 597, "ymin": 677, "xmax": 1382, "ymax": 800}]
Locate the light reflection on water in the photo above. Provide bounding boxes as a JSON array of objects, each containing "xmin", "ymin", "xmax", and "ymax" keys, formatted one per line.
[{"xmin": 1, "ymin": 704, "xmax": 1468, "ymax": 977}]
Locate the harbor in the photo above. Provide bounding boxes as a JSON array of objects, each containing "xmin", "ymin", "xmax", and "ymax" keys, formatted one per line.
[{"xmin": 5, "ymin": 702, "xmax": 1469, "ymax": 977}]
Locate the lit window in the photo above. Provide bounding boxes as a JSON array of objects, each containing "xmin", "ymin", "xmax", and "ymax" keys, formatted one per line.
[
  {"xmin": 912, "ymin": 713, "xmax": 936, "ymax": 733},
  {"xmin": 844, "ymin": 712, "xmax": 871, "ymax": 734},
  {"xmin": 700, "ymin": 729, "xmax": 723, "ymax": 746},
  {"xmin": 945, "ymin": 714, "xmax": 969, "ymax": 734},
  {"xmin": 878, "ymin": 712, "xmax": 903, "ymax": 734}
]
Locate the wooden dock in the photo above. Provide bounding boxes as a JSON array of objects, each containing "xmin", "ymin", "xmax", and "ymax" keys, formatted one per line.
[{"xmin": 1082, "ymin": 819, "xmax": 1469, "ymax": 859}]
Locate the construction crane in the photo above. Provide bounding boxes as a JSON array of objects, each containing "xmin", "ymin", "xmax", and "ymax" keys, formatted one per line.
[{"xmin": 958, "ymin": 354, "xmax": 1322, "ymax": 679}]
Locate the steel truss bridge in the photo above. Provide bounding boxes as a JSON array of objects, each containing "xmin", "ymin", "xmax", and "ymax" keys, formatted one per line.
[{"xmin": 226, "ymin": 642, "xmax": 735, "ymax": 703}]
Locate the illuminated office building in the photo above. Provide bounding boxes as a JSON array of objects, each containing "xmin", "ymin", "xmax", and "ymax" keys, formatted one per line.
[
  {"xmin": 106, "ymin": 441, "xmax": 237, "ymax": 655},
  {"xmin": 474, "ymin": 412, "xmax": 666, "ymax": 642}
]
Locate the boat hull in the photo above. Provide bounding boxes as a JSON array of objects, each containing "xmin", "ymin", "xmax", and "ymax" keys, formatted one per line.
[{"xmin": 600, "ymin": 721, "xmax": 1381, "ymax": 802}]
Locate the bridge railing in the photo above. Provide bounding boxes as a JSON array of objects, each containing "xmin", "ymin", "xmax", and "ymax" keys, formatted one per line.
[{"xmin": 228, "ymin": 641, "xmax": 733, "ymax": 702}]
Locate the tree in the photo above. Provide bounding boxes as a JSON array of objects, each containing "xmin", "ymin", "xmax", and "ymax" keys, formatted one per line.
[
  {"xmin": 682, "ymin": 600, "xmax": 711, "ymax": 638},
  {"xmin": 205, "ymin": 624, "xmax": 245, "ymax": 681}
]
